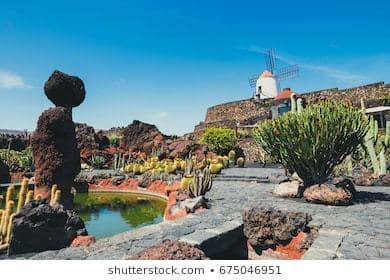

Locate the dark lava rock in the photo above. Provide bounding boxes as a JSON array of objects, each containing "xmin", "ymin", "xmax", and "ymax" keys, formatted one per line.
[
  {"xmin": 0, "ymin": 159, "xmax": 11, "ymax": 184},
  {"xmin": 9, "ymin": 200, "xmax": 87, "ymax": 255},
  {"xmin": 243, "ymin": 206, "xmax": 311, "ymax": 251},
  {"xmin": 73, "ymin": 178, "xmax": 89, "ymax": 193},
  {"xmin": 31, "ymin": 107, "xmax": 80, "ymax": 209},
  {"xmin": 111, "ymin": 175, "xmax": 125, "ymax": 186},
  {"xmin": 179, "ymin": 196, "xmax": 208, "ymax": 213},
  {"xmin": 138, "ymin": 173, "xmax": 152, "ymax": 188},
  {"xmin": 167, "ymin": 139, "xmax": 194, "ymax": 159},
  {"xmin": 44, "ymin": 70, "xmax": 85, "ymax": 108},
  {"xmin": 130, "ymin": 240, "xmax": 208, "ymax": 260},
  {"xmin": 303, "ymin": 178, "xmax": 356, "ymax": 206},
  {"xmin": 378, "ymin": 174, "xmax": 390, "ymax": 186},
  {"xmin": 120, "ymin": 120, "xmax": 167, "ymax": 154},
  {"xmin": 175, "ymin": 189, "xmax": 190, "ymax": 202}
]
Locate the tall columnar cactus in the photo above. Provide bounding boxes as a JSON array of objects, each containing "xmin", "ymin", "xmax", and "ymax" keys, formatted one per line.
[
  {"xmin": 363, "ymin": 116, "xmax": 388, "ymax": 176},
  {"xmin": 189, "ymin": 167, "xmax": 212, "ymax": 198},
  {"xmin": 16, "ymin": 178, "xmax": 29, "ymax": 213},
  {"xmin": 297, "ymin": 98, "xmax": 303, "ymax": 113},
  {"xmin": 5, "ymin": 185, "xmax": 14, "ymax": 204},
  {"xmin": 228, "ymin": 150, "xmax": 236, "ymax": 166},
  {"xmin": 24, "ymin": 190, "xmax": 34, "ymax": 205},
  {"xmin": 291, "ymin": 94, "xmax": 297, "ymax": 113},
  {"xmin": 254, "ymin": 101, "xmax": 369, "ymax": 187},
  {"xmin": 184, "ymin": 152, "xmax": 195, "ymax": 177}
]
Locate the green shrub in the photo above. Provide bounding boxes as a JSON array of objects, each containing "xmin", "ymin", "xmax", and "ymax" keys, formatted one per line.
[
  {"xmin": 253, "ymin": 101, "xmax": 369, "ymax": 187},
  {"xmin": 90, "ymin": 154, "xmax": 106, "ymax": 169},
  {"xmin": 199, "ymin": 128, "xmax": 237, "ymax": 155},
  {"xmin": 0, "ymin": 148, "xmax": 34, "ymax": 172},
  {"xmin": 108, "ymin": 134, "xmax": 121, "ymax": 147}
]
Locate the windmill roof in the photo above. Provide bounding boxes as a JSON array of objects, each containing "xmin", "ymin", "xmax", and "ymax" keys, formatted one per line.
[
  {"xmin": 260, "ymin": 70, "xmax": 274, "ymax": 78},
  {"xmin": 275, "ymin": 88, "xmax": 300, "ymax": 100}
]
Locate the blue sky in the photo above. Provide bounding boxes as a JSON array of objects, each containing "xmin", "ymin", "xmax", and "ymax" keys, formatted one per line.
[{"xmin": 1, "ymin": 0, "xmax": 390, "ymax": 135}]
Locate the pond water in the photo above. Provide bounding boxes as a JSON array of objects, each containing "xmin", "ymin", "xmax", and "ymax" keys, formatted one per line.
[
  {"xmin": 0, "ymin": 188, "xmax": 167, "ymax": 240},
  {"xmin": 74, "ymin": 192, "xmax": 166, "ymax": 239}
]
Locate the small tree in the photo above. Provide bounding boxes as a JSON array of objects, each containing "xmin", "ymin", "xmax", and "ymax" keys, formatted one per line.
[
  {"xmin": 199, "ymin": 128, "xmax": 237, "ymax": 155},
  {"xmin": 253, "ymin": 101, "xmax": 369, "ymax": 187}
]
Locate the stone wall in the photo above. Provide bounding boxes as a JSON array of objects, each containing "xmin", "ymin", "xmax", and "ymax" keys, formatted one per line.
[
  {"xmin": 205, "ymin": 98, "xmax": 273, "ymax": 123},
  {"xmin": 203, "ymin": 82, "xmax": 390, "ymax": 125},
  {"xmin": 304, "ymin": 82, "xmax": 390, "ymax": 106}
]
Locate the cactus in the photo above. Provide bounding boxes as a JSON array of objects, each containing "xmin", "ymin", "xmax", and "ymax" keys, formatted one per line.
[
  {"xmin": 5, "ymin": 185, "xmax": 15, "ymax": 204},
  {"xmin": 236, "ymin": 157, "xmax": 245, "ymax": 167},
  {"xmin": 363, "ymin": 116, "xmax": 387, "ymax": 176},
  {"xmin": 297, "ymin": 98, "xmax": 303, "ymax": 113},
  {"xmin": 188, "ymin": 167, "xmax": 212, "ymax": 198},
  {"xmin": 209, "ymin": 163, "xmax": 223, "ymax": 174},
  {"xmin": 5, "ymin": 213, "xmax": 15, "ymax": 244},
  {"xmin": 254, "ymin": 101, "xmax": 369, "ymax": 187},
  {"xmin": 1, "ymin": 201, "xmax": 14, "ymax": 237},
  {"xmin": 16, "ymin": 178, "xmax": 29, "ymax": 213},
  {"xmin": 346, "ymin": 155, "xmax": 353, "ymax": 176},
  {"xmin": 222, "ymin": 156, "xmax": 229, "ymax": 168},
  {"xmin": 24, "ymin": 190, "xmax": 34, "ymax": 205},
  {"xmin": 49, "ymin": 184, "xmax": 58, "ymax": 206},
  {"xmin": 52, "ymin": 190, "xmax": 61, "ymax": 205},
  {"xmin": 228, "ymin": 150, "xmax": 236, "ymax": 166},
  {"xmin": 184, "ymin": 152, "xmax": 195, "ymax": 177},
  {"xmin": 291, "ymin": 94, "xmax": 297, "ymax": 113},
  {"xmin": 113, "ymin": 152, "xmax": 126, "ymax": 171}
]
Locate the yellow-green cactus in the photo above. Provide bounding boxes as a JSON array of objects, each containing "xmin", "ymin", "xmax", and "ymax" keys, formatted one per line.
[
  {"xmin": 209, "ymin": 163, "xmax": 223, "ymax": 174},
  {"xmin": 180, "ymin": 175, "xmax": 195, "ymax": 189},
  {"xmin": 5, "ymin": 213, "xmax": 15, "ymax": 245},
  {"xmin": 24, "ymin": 191, "xmax": 34, "ymax": 205},
  {"xmin": 236, "ymin": 157, "xmax": 245, "ymax": 167},
  {"xmin": 16, "ymin": 179, "xmax": 29, "ymax": 213},
  {"xmin": 5, "ymin": 185, "xmax": 15, "ymax": 204}
]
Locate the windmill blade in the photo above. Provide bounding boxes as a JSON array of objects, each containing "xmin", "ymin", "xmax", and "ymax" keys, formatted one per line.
[
  {"xmin": 248, "ymin": 74, "xmax": 259, "ymax": 89},
  {"xmin": 264, "ymin": 48, "xmax": 276, "ymax": 73},
  {"xmin": 274, "ymin": 64, "xmax": 299, "ymax": 81}
]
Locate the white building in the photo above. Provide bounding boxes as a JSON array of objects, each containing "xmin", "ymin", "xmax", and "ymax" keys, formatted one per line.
[{"xmin": 255, "ymin": 70, "xmax": 278, "ymax": 99}]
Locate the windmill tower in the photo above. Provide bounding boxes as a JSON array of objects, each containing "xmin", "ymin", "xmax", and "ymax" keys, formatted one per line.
[{"xmin": 249, "ymin": 48, "xmax": 299, "ymax": 99}]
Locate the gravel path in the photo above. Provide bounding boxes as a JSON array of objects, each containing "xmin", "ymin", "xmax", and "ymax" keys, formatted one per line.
[{"xmin": 5, "ymin": 167, "xmax": 390, "ymax": 260}]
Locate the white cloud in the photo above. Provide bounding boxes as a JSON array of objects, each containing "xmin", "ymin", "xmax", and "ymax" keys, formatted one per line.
[
  {"xmin": 0, "ymin": 70, "xmax": 30, "ymax": 89},
  {"xmin": 299, "ymin": 63, "xmax": 368, "ymax": 82}
]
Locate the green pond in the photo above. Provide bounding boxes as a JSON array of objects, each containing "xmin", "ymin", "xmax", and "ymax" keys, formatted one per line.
[
  {"xmin": 1, "ymin": 188, "xmax": 167, "ymax": 240},
  {"xmin": 74, "ymin": 192, "xmax": 166, "ymax": 239}
]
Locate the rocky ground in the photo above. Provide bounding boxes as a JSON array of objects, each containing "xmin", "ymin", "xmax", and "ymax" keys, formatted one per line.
[{"xmin": 3, "ymin": 166, "xmax": 390, "ymax": 260}]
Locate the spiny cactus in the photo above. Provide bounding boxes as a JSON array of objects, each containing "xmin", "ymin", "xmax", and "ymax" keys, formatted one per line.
[
  {"xmin": 236, "ymin": 157, "xmax": 245, "ymax": 168},
  {"xmin": 184, "ymin": 152, "xmax": 195, "ymax": 177},
  {"xmin": 228, "ymin": 150, "xmax": 236, "ymax": 166},
  {"xmin": 113, "ymin": 152, "xmax": 126, "ymax": 171},
  {"xmin": 16, "ymin": 178, "xmax": 29, "ymax": 213},
  {"xmin": 362, "ymin": 116, "xmax": 388, "ymax": 176},
  {"xmin": 24, "ymin": 190, "xmax": 34, "ymax": 205},
  {"xmin": 5, "ymin": 185, "xmax": 15, "ymax": 204},
  {"xmin": 254, "ymin": 101, "xmax": 369, "ymax": 187},
  {"xmin": 5, "ymin": 213, "xmax": 15, "ymax": 244},
  {"xmin": 53, "ymin": 190, "xmax": 61, "ymax": 205},
  {"xmin": 189, "ymin": 167, "xmax": 212, "ymax": 198}
]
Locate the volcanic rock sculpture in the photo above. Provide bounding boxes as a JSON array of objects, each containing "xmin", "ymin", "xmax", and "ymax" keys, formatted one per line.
[{"xmin": 31, "ymin": 70, "xmax": 85, "ymax": 209}]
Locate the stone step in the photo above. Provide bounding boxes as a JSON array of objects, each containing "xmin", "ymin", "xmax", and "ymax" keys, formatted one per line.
[{"xmin": 214, "ymin": 175, "xmax": 269, "ymax": 183}]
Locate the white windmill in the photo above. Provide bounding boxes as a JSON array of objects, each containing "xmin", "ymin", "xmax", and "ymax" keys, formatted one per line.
[{"xmin": 248, "ymin": 49, "xmax": 299, "ymax": 99}]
